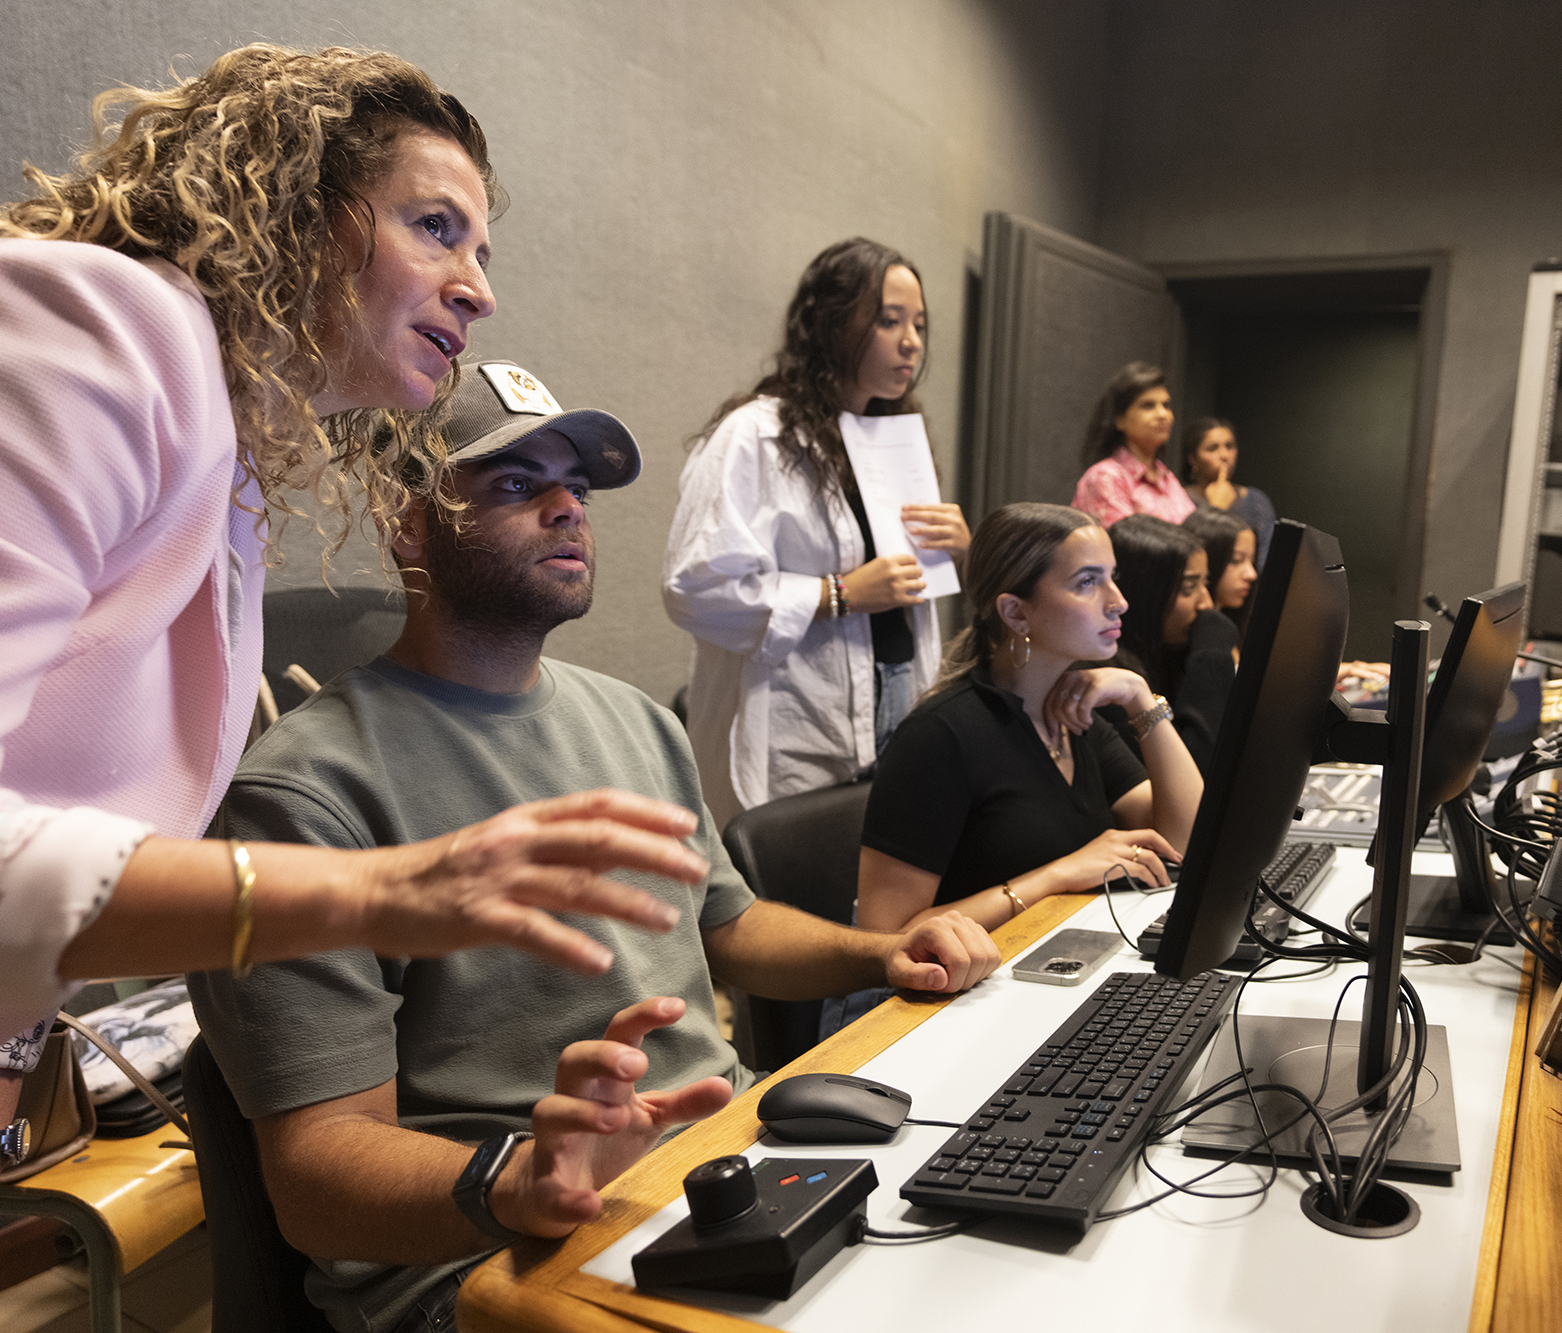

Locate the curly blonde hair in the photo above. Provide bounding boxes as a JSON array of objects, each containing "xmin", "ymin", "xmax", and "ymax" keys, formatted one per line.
[{"xmin": 0, "ymin": 43, "xmax": 500, "ymax": 561}]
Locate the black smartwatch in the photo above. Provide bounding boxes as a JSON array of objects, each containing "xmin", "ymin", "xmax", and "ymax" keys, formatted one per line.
[{"xmin": 451, "ymin": 1131, "xmax": 530, "ymax": 1241}]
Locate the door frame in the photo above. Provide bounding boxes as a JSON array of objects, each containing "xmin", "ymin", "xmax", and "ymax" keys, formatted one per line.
[{"xmin": 1155, "ymin": 251, "xmax": 1450, "ymax": 629}]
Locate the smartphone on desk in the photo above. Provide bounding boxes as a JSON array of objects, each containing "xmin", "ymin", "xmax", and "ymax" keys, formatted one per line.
[{"xmin": 1012, "ymin": 928, "xmax": 1122, "ymax": 986}]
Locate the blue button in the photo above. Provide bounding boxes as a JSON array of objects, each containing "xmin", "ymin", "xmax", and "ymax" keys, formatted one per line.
[{"xmin": 806, "ymin": 1171, "xmax": 828, "ymax": 1184}]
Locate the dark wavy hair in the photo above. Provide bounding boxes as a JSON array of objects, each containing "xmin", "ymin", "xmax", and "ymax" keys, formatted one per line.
[
  {"xmin": 1181, "ymin": 415, "xmax": 1236, "ymax": 482},
  {"xmin": 1107, "ymin": 513, "xmax": 1203, "ymax": 692},
  {"xmin": 1183, "ymin": 506, "xmax": 1254, "ymax": 639},
  {"xmin": 697, "ymin": 237, "xmax": 926, "ymax": 498},
  {"xmin": 1081, "ymin": 361, "xmax": 1168, "ymax": 469},
  {"xmin": 932, "ymin": 503, "xmax": 1101, "ymax": 693}
]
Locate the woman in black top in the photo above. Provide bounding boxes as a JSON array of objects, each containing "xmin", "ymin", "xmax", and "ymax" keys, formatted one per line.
[
  {"xmin": 857, "ymin": 503, "xmax": 1203, "ymax": 935},
  {"xmin": 1105, "ymin": 514, "xmax": 1238, "ymax": 773},
  {"xmin": 1182, "ymin": 507, "xmax": 1258, "ymax": 641}
]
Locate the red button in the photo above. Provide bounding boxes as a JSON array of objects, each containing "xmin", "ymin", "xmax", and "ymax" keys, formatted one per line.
[{"xmin": 778, "ymin": 1174, "xmax": 800, "ymax": 1186}]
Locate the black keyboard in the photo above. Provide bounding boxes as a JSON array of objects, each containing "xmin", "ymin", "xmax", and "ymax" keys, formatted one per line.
[
  {"xmin": 1137, "ymin": 839, "xmax": 1336, "ymax": 965},
  {"xmin": 900, "ymin": 969, "xmax": 1240, "ymax": 1230}
]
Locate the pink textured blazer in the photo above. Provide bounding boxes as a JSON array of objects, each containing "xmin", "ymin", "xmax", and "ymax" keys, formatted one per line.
[{"xmin": 0, "ymin": 240, "xmax": 266, "ymax": 1037}]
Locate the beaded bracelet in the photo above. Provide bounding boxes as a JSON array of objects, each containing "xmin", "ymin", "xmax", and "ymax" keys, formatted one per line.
[{"xmin": 834, "ymin": 573, "xmax": 852, "ymax": 616}]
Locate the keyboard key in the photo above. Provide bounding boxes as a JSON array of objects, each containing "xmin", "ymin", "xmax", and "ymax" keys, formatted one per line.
[
  {"xmin": 930, "ymin": 1156, "xmax": 957, "ymax": 1171},
  {"xmin": 981, "ymin": 1162, "xmax": 1011, "ymax": 1176},
  {"xmin": 1051, "ymin": 1075, "xmax": 1084, "ymax": 1097},
  {"xmin": 1070, "ymin": 1125, "xmax": 1098, "ymax": 1139},
  {"xmin": 914, "ymin": 1170, "xmax": 968, "ymax": 1190},
  {"xmin": 1102, "ymin": 1080, "xmax": 1131, "ymax": 1100},
  {"xmin": 940, "ymin": 1131, "xmax": 979, "ymax": 1158},
  {"xmin": 1003, "ymin": 1108, "xmax": 1031, "ymax": 1122},
  {"xmin": 1077, "ymin": 1082, "xmax": 1105, "ymax": 1099},
  {"xmin": 970, "ymin": 1176, "xmax": 1027, "ymax": 1196},
  {"xmin": 953, "ymin": 1160, "xmax": 981, "ymax": 1175},
  {"xmin": 1036, "ymin": 1167, "xmax": 1067, "ymax": 1182},
  {"xmin": 1025, "ymin": 1181, "xmax": 1057, "ymax": 1198}
]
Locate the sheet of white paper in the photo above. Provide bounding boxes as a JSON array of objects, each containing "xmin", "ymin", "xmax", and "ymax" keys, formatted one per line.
[{"xmin": 838, "ymin": 413, "xmax": 962, "ymax": 600}]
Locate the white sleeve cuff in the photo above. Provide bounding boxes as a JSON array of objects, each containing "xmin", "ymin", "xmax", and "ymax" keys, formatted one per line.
[
  {"xmin": 757, "ymin": 571, "xmax": 826, "ymax": 667},
  {"xmin": 0, "ymin": 802, "xmax": 154, "ymax": 1039}
]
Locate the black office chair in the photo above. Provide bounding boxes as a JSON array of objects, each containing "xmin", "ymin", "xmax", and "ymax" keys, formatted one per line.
[
  {"xmin": 721, "ymin": 780, "xmax": 872, "ymax": 1073},
  {"xmin": 261, "ymin": 585, "xmax": 407, "ymax": 714},
  {"xmin": 182, "ymin": 1035, "xmax": 333, "ymax": 1333}
]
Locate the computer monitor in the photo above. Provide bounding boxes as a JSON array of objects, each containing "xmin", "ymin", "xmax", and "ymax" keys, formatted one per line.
[
  {"xmin": 1155, "ymin": 518, "xmax": 1461, "ymax": 1177},
  {"xmin": 1154, "ymin": 519, "xmax": 1349, "ymax": 977},
  {"xmin": 1400, "ymin": 582, "xmax": 1527, "ymax": 942}
]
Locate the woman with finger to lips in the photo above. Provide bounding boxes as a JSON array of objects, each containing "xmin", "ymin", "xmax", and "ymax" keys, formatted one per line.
[
  {"xmin": 1181, "ymin": 416, "xmax": 1277, "ymax": 569},
  {"xmin": 852, "ymin": 503, "xmax": 1202, "ymax": 945},
  {"xmin": 664, "ymin": 238, "xmax": 970, "ymax": 828},
  {"xmin": 0, "ymin": 45, "xmax": 707, "ymax": 1119},
  {"xmin": 1071, "ymin": 362, "xmax": 1195, "ymax": 528},
  {"xmin": 1103, "ymin": 514, "xmax": 1239, "ymax": 774}
]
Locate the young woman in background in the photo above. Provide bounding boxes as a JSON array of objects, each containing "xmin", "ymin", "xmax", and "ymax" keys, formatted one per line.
[
  {"xmin": 1104, "ymin": 515, "xmax": 1237, "ymax": 773},
  {"xmin": 663, "ymin": 238, "xmax": 969, "ymax": 828},
  {"xmin": 1181, "ymin": 416, "xmax": 1277, "ymax": 568},
  {"xmin": 1183, "ymin": 507, "xmax": 1259, "ymax": 641},
  {"xmin": 854, "ymin": 504, "xmax": 1202, "ymax": 940},
  {"xmin": 1072, "ymin": 362, "xmax": 1194, "ymax": 528}
]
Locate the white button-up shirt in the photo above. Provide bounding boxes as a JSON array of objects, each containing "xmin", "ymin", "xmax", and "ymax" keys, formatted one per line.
[{"xmin": 663, "ymin": 398, "xmax": 939, "ymax": 827}]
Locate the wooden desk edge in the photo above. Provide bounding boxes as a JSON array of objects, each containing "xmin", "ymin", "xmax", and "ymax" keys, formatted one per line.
[{"xmin": 458, "ymin": 895, "xmax": 1092, "ymax": 1332}]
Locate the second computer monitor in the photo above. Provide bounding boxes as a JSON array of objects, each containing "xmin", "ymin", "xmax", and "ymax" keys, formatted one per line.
[{"xmin": 1401, "ymin": 581, "xmax": 1527, "ymax": 940}]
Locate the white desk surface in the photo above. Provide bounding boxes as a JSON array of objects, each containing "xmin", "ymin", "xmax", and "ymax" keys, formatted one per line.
[{"xmin": 584, "ymin": 847, "xmax": 1525, "ymax": 1333}]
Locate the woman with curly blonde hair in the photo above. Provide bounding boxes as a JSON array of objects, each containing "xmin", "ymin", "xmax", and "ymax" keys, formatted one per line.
[{"xmin": 0, "ymin": 45, "xmax": 705, "ymax": 1125}]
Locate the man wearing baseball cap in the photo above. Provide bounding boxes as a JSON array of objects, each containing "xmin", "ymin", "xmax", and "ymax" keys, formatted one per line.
[{"xmin": 189, "ymin": 362, "xmax": 999, "ymax": 1333}]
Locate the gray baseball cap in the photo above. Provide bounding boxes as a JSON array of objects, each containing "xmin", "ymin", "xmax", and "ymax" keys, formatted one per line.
[{"xmin": 442, "ymin": 361, "xmax": 641, "ymax": 488}]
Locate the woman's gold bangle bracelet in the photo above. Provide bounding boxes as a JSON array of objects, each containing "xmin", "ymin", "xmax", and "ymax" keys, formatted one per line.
[
  {"xmin": 227, "ymin": 839, "xmax": 256, "ymax": 979},
  {"xmin": 1001, "ymin": 883, "xmax": 1028, "ymax": 919}
]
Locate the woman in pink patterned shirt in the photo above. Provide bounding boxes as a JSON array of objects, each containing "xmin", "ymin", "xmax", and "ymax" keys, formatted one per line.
[{"xmin": 1071, "ymin": 362, "xmax": 1195, "ymax": 527}]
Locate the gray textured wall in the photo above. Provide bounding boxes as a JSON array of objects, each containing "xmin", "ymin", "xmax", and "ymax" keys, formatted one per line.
[
  {"xmin": 0, "ymin": 0, "xmax": 1111, "ymax": 704},
  {"xmin": 1097, "ymin": 0, "xmax": 1562, "ymax": 624}
]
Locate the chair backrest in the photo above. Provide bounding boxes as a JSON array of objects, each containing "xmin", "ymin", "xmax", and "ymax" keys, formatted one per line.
[
  {"xmin": 721, "ymin": 781, "xmax": 872, "ymax": 1071},
  {"xmin": 182, "ymin": 1035, "xmax": 333, "ymax": 1332},
  {"xmin": 261, "ymin": 586, "xmax": 407, "ymax": 713}
]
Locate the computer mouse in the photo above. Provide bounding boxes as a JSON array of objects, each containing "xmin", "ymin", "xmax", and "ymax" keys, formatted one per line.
[{"xmin": 756, "ymin": 1072, "xmax": 912, "ymax": 1144}]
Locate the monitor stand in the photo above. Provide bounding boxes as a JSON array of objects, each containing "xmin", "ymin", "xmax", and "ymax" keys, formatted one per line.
[
  {"xmin": 1179, "ymin": 1018, "xmax": 1459, "ymax": 1178},
  {"xmin": 1184, "ymin": 619, "xmax": 1463, "ymax": 1180},
  {"xmin": 1349, "ymin": 795, "xmax": 1517, "ymax": 945}
]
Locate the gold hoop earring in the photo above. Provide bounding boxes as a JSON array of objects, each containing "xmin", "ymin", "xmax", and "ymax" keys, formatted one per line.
[{"xmin": 1009, "ymin": 631, "xmax": 1031, "ymax": 670}]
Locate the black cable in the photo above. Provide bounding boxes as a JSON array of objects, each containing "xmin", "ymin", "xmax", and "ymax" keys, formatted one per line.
[
  {"xmin": 851, "ymin": 1216, "xmax": 970, "ymax": 1245},
  {"xmin": 903, "ymin": 1117, "xmax": 963, "ymax": 1129}
]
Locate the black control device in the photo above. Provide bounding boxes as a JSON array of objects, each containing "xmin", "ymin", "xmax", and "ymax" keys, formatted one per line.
[{"xmin": 631, "ymin": 1155, "xmax": 877, "ymax": 1299}]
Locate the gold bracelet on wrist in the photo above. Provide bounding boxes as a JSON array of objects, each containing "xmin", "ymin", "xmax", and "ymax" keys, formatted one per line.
[
  {"xmin": 1001, "ymin": 882, "xmax": 1028, "ymax": 919},
  {"xmin": 1128, "ymin": 694, "xmax": 1173, "ymax": 741},
  {"xmin": 227, "ymin": 839, "xmax": 256, "ymax": 979}
]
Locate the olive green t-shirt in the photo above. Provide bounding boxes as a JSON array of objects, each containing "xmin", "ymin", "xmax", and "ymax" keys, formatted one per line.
[{"xmin": 187, "ymin": 656, "xmax": 755, "ymax": 1333}]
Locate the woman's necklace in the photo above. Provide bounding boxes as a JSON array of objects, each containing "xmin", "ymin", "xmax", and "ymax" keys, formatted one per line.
[{"xmin": 1040, "ymin": 724, "xmax": 1069, "ymax": 765}]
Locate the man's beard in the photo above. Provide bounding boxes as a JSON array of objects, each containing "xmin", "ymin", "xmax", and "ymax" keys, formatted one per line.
[{"xmin": 422, "ymin": 513, "xmax": 595, "ymax": 637}]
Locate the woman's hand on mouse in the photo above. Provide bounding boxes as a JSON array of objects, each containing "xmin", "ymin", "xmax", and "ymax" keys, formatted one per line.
[
  {"xmin": 1016, "ymin": 828, "xmax": 1180, "ymax": 898},
  {"xmin": 841, "ymin": 553, "xmax": 927, "ymax": 614},
  {"xmin": 493, "ymin": 996, "xmax": 732, "ymax": 1237},
  {"xmin": 882, "ymin": 909, "xmax": 1001, "ymax": 994},
  {"xmin": 1043, "ymin": 667, "xmax": 1155, "ymax": 737}
]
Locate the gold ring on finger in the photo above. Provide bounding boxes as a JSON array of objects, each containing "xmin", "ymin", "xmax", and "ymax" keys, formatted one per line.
[{"xmin": 1131, "ymin": 846, "xmax": 1141, "ymax": 862}]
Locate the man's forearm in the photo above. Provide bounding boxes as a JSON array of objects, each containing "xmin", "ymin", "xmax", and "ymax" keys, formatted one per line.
[
  {"xmin": 703, "ymin": 901, "xmax": 890, "ymax": 1000},
  {"xmin": 257, "ymin": 1108, "xmax": 521, "ymax": 1264}
]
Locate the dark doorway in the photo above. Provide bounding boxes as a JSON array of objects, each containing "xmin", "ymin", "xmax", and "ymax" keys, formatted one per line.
[{"xmin": 1165, "ymin": 262, "xmax": 1447, "ymax": 661}]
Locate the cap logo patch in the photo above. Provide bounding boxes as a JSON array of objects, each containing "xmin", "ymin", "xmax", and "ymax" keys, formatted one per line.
[{"xmin": 480, "ymin": 363, "xmax": 562, "ymax": 417}]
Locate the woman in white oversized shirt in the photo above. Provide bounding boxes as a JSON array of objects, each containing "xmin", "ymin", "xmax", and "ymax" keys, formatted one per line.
[{"xmin": 664, "ymin": 238, "xmax": 970, "ymax": 827}]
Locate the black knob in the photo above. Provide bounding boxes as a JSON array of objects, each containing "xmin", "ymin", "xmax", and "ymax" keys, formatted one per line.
[{"xmin": 683, "ymin": 1156, "xmax": 758, "ymax": 1228}]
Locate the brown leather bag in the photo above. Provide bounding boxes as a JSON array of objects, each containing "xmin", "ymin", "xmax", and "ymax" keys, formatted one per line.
[
  {"xmin": 2, "ymin": 1020, "xmax": 95, "ymax": 1183},
  {"xmin": 1, "ymin": 1013, "xmax": 191, "ymax": 1184}
]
